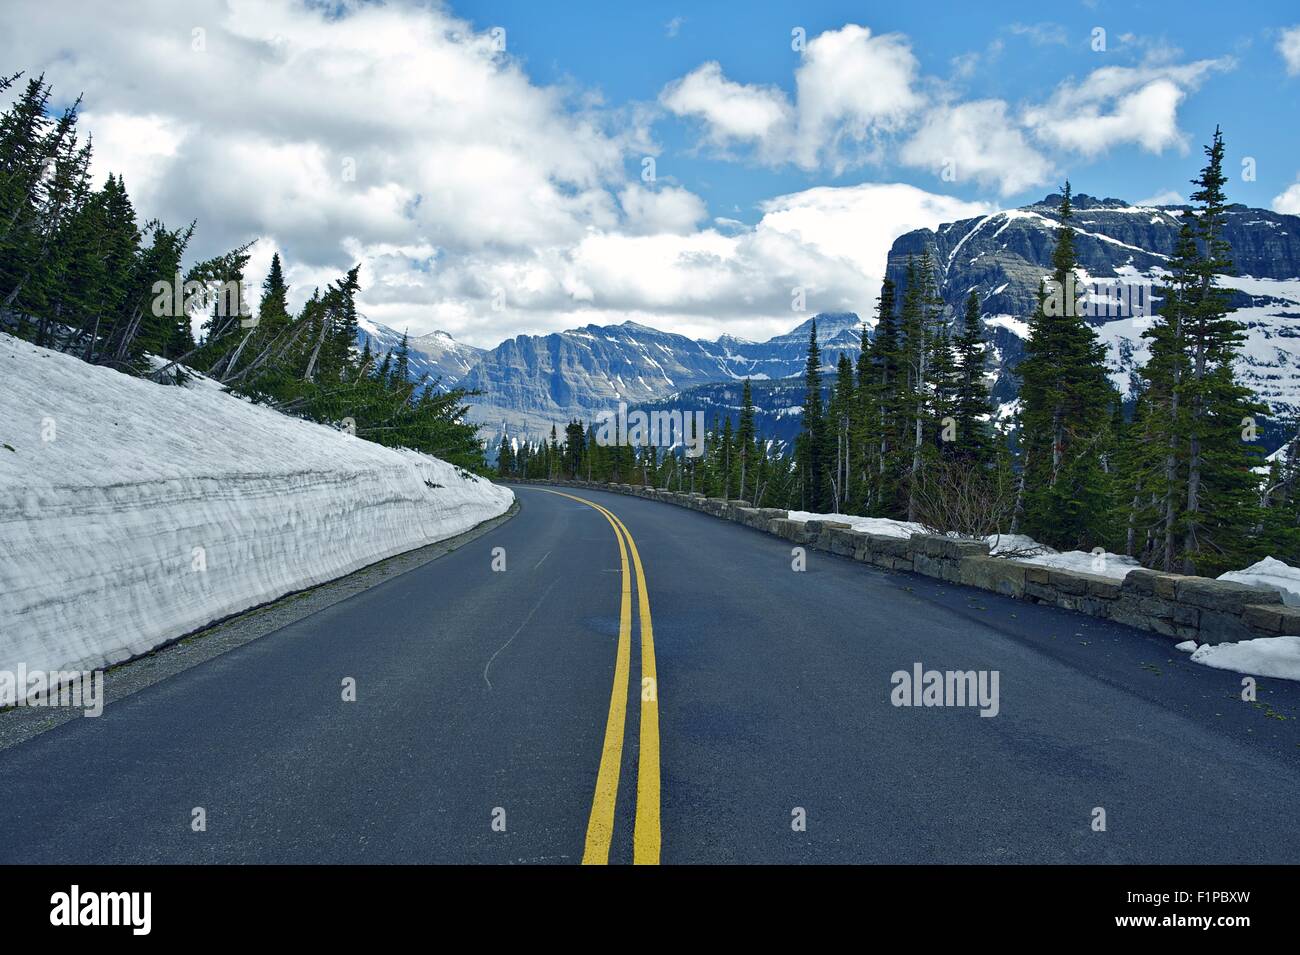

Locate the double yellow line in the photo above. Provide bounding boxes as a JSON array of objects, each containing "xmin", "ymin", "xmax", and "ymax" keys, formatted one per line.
[{"xmin": 539, "ymin": 490, "xmax": 660, "ymax": 865}]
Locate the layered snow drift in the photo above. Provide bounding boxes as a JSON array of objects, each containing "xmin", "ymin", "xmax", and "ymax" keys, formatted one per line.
[
  {"xmin": 1218, "ymin": 557, "xmax": 1300, "ymax": 608},
  {"xmin": 0, "ymin": 333, "xmax": 513, "ymax": 676},
  {"xmin": 787, "ymin": 511, "xmax": 926, "ymax": 538},
  {"xmin": 1177, "ymin": 636, "xmax": 1300, "ymax": 682},
  {"xmin": 790, "ymin": 512, "xmax": 1141, "ymax": 579},
  {"xmin": 986, "ymin": 539, "xmax": 1139, "ymax": 581}
]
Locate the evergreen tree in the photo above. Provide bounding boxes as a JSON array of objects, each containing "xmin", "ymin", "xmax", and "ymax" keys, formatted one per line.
[
  {"xmin": 1131, "ymin": 217, "xmax": 1199, "ymax": 569},
  {"xmin": 737, "ymin": 378, "xmax": 756, "ymax": 502},
  {"xmin": 1014, "ymin": 183, "xmax": 1117, "ymax": 549},
  {"xmin": 798, "ymin": 318, "xmax": 827, "ymax": 510},
  {"xmin": 864, "ymin": 277, "xmax": 900, "ymax": 514},
  {"xmin": 260, "ymin": 253, "xmax": 290, "ymax": 330},
  {"xmin": 131, "ymin": 221, "xmax": 196, "ymax": 361},
  {"xmin": 391, "ymin": 330, "xmax": 411, "ymax": 388},
  {"xmin": 829, "ymin": 350, "xmax": 855, "ymax": 511},
  {"xmin": 720, "ymin": 414, "xmax": 735, "ymax": 498},
  {"xmin": 498, "ymin": 431, "xmax": 515, "ymax": 477},
  {"xmin": 1177, "ymin": 128, "xmax": 1267, "ymax": 574},
  {"xmin": 951, "ymin": 290, "xmax": 995, "ymax": 466},
  {"xmin": 564, "ymin": 418, "xmax": 585, "ymax": 477},
  {"xmin": 896, "ymin": 254, "xmax": 944, "ymax": 521},
  {"xmin": 928, "ymin": 298, "xmax": 960, "ymax": 459}
]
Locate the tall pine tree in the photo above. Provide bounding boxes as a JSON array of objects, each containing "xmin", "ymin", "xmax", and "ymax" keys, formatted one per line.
[
  {"xmin": 1014, "ymin": 183, "xmax": 1117, "ymax": 549},
  {"xmin": 798, "ymin": 318, "xmax": 827, "ymax": 511}
]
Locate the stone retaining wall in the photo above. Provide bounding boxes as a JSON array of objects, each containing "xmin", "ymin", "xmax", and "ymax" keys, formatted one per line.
[{"xmin": 523, "ymin": 480, "xmax": 1300, "ymax": 645}]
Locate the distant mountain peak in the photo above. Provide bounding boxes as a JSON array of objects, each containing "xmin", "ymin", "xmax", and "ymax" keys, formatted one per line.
[
  {"xmin": 354, "ymin": 320, "xmax": 484, "ymax": 390},
  {"xmin": 886, "ymin": 194, "xmax": 1300, "ymax": 435},
  {"xmin": 1031, "ymin": 192, "xmax": 1136, "ymax": 211},
  {"xmin": 462, "ymin": 310, "xmax": 865, "ymax": 441}
]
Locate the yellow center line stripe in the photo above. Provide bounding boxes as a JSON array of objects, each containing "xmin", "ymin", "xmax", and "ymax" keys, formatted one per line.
[
  {"xmin": 607, "ymin": 510, "xmax": 661, "ymax": 866},
  {"xmin": 535, "ymin": 489, "xmax": 661, "ymax": 865}
]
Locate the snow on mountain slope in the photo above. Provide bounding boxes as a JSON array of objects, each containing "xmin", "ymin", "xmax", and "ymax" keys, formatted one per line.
[
  {"xmin": 465, "ymin": 313, "xmax": 862, "ymax": 443},
  {"xmin": 409, "ymin": 328, "xmax": 485, "ymax": 384},
  {"xmin": 0, "ymin": 333, "xmax": 512, "ymax": 677},
  {"xmin": 1091, "ymin": 273, "xmax": 1300, "ymax": 420},
  {"xmin": 355, "ymin": 317, "xmax": 485, "ymax": 389},
  {"xmin": 887, "ymin": 194, "xmax": 1300, "ymax": 435}
]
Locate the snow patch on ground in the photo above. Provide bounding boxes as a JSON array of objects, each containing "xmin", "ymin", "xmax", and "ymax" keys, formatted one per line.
[
  {"xmin": 987, "ymin": 535, "xmax": 1138, "ymax": 579},
  {"xmin": 1018, "ymin": 549, "xmax": 1139, "ymax": 580},
  {"xmin": 785, "ymin": 512, "xmax": 1141, "ymax": 579},
  {"xmin": 1177, "ymin": 636, "xmax": 1300, "ymax": 682},
  {"xmin": 1218, "ymin": 557, "xmax": 1300, "ymax": 608},
  {"xmin": 985, "ymin": 533, "xmax": 1051, "ymax": 556},
  {"xmin": 0, "ymin": 333, "xmax": 513, "ymax": 675},
  {"xmin": 787, "ymin": 512, "xmax": 926, "ymax": 538}
]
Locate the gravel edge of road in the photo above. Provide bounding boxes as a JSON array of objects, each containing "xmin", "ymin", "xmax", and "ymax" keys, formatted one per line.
[{"xmin": 0, "ymin": 500, "xmax": 520, "ymax": 752}]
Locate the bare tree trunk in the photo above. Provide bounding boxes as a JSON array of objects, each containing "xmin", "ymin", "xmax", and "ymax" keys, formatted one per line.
[
  {"xmin": 1126, "ymin": 481, "xmax": 1141, "ymax": 558},
  {"xmin": 1010, "ymin": 446, "xmax": 1030, "ymax": 535},
  {"xmin": 218, "ymin": 329, "xmax": 256, "ymax": 382},
  {"xmin": 302, "ymin": 316, "xmax": 329, "ymax": 382},
  {"xmin": 1162, "ymin": 427, "xmax": 1179, "ymax": 572},
  {"xmin": 1050, "ymin": 406, "xmax": 1062, "ymax": 485},
  {"xmin": 907, "ymin": 401, "xmax": 924, "ymax": 522}
]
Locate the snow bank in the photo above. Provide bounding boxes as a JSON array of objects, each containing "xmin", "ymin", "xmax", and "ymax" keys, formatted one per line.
[
  {"xmin": 986, "ymin": 534, "xmax": 1138, "ymax": 579},
  {"xmin": 1218, "ymin": 557, "xmax": 1300, "ymax": 608},
  {"xmin": 986, "ymin": 533, "xmax": 1051, "ymax": 556},
  {"xmin": 787, "ymin": 512, "xmax": 926, "ymax": 538},
  {"xmin": 1177, "ymin": 636, "xmax": 1300, "ymax": 682},
  {"xmin": 0, "ymin": 333, "xmax": 513, "ymax": 675},
  {"xmin": 786, "ymin": 513, "xmax": 1140, "ymax": 579}
]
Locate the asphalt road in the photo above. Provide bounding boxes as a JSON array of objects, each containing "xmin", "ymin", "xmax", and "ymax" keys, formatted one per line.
[{"xmin": 1, "ymin": 484, "xmax": 1297, "ymax": 864}]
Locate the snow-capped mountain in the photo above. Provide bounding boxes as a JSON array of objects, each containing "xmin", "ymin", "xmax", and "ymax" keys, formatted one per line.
[
  {"xmin": 355, "ymin": 318, "xmax": 485, "ymax": 389},
  {"xmin": 356, "ymin": 196, "xmax": 1300, "ymax": 449},
  {"xmin": 353, "ymin": 312, "xmax": 861, "ymax": 441},
  {"xmin": 886, "ymin": 194, "xmax": 1300, "ymax": 425},
  {"xmin": 464, "ymin": 314, "xmax": 861, "ymax": 441},
  {"xmin": 630, "ymin": 375, "xmax": 816, "ymax": 449},
  {"xmin": 705, "ymin": 312, "xmax": 864, "ymax": 380}
]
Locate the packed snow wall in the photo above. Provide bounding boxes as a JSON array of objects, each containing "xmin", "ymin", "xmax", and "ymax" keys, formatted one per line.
[{"xmin": 0, "ymin": 333, "xmax": 513, "ymax": 676}]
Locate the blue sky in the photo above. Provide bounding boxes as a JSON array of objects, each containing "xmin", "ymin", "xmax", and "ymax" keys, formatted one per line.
[
  {"xmin": 5, "ymin": 0, "xmax": 1299, "ymax": 345},
  {"xmin": 456, "ymin": 0, "xmax": 1300, "ymax": 221}
]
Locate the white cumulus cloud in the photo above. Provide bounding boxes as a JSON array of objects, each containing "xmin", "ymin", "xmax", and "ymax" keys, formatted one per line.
[
  {"xmin": 661, "ymin": 24, "xmax": 923, "ymax": 171},
  {"xmin": 1279, "ymin": 26, "xmax": 1300, "ymax": 75},
  {"xmin": 1023, "ymin": 59, "xmax": 1231, "ymax": 158},
  {"xmin": 900, "ymin": 100, "xmax": 1053, "ymax": 196},
  {"xmin": 659, "ymin": 61, "xmax": 792, "ymax": 150},
  {"xmin": 1273, "ymin": 178, "xmax": 1300, "ymax": 215}
]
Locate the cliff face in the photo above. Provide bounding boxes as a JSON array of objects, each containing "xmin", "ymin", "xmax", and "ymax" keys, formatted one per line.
[
  {"xmin": 462, "ymin": 314, "xmax": 861, "ymax": 441},
  {"xmin": 884, "ymin": 194, "xmax": 1300, "ymax": 417},
  {"xmin": 460, "ymin": 321, "xmax": 737, "ymax": 439}
]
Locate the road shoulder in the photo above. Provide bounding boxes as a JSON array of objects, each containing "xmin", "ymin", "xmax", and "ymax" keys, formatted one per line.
[{"xmin": 0, "ymin": 500, "xmax": 520, "ymax": 752}]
